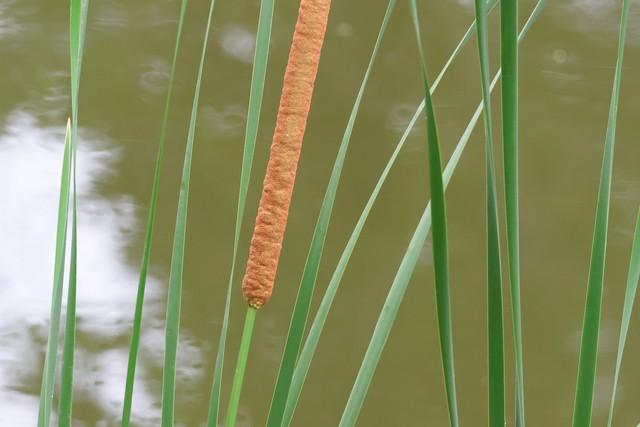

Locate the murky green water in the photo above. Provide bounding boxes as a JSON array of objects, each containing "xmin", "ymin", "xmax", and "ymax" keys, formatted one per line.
[{"xmin": 1, "ymin": 0, "xmax": 639, "ymax": 425}]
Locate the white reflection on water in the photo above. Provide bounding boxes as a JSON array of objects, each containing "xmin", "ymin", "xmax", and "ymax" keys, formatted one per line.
[
  {"xmin": 219, "ymin": 25, "xmax": 256, "ymax": 63},
  {"xmin": 0, "ymin": 112, "xmax": 201, "ymax": 425},
  {"xmin": 0, "ymin": 0, "xmax": 20, "ymax": 38}
]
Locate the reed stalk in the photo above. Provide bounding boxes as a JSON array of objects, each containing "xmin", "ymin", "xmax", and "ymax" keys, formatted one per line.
[{"xmin": 224, "ymin": 308, "xmax": 257, "ymax": 427}]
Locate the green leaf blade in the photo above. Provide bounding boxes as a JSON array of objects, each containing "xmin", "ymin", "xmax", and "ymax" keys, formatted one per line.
[
  {"xmin": 59, "ymin": 0, "xmax": 87, "ymax": 405},
  {"xmin": 41, "ymin": 0, "xmax": 89, "ymax": 422},
  {"xmin": 160, "ymin": 1, "xmax": 217, "ymax": 425},
  {"xmin": 573, "ymin": 0, "xmax": 632, "ymax": 424},
  {"xmin": 500, "ymin": 0, "xmax": 525, "ymax": 424},
  {"xmin": 607, "ymin": 208, "xmax": 640, "ymax": 426},
  {"xmin": 409, "ymin": 1, "xmax": 459, "ymax": 425},
  {"xmin": 38, "ymin": 121, "xmax": 72, "ymax": 427},
  {"xmin": 472, "ymin": 0, "xmax": 505, "ymax": 423},
  {"xmin": 58, "ymin": 157, "xmax": 78, "ymax": 427},
  {"xmin": 121, "ymin": 1, "xmax": 189, "ymax": 425}
]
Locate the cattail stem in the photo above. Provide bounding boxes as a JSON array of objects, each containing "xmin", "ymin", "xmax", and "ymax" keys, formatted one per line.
[
  {"xmin": 225, "ymin": 307, "xmax": 257, "ymax": 427},
  {"xmin": 241, "ymin": 0, "xmax": 332, "ymax": 309},
  {"xmin": 225, "ymin": 1, "xmax": 331, "ymax": 424}
]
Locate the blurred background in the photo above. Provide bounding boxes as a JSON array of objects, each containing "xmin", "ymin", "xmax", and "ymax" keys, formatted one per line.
[{"xmin": 0, "ymin": 0, "xmax": 639, "ymax": 425}]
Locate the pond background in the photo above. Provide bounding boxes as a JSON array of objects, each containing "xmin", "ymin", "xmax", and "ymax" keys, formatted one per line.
[{"xmin": 1, "ymin": 0, "xmax": 639, "ymax": 425}]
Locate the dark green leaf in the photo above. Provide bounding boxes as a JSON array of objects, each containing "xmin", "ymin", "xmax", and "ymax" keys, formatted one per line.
[
  {"xmin": 472, "ymin": 0, "xmax": 505, "ymax": 423},
  {"xmin": 409, "ymin": 2, "xmax": 459, "ymax": 425}
]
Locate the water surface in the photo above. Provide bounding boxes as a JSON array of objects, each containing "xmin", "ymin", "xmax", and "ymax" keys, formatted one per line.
[{"xmin": 1, "ymin": 0, "xmax": 639, "ymax": 425}]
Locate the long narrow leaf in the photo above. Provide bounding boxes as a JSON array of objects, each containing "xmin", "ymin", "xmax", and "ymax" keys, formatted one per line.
[
  {"xmin": 500, "ymin": 0, "xmax": 525, "ymax": 424},
  {"xmin": 607, "ymin": 208, "xmax": 640, "ymax": 426},
  {"xmin": 573, "ymin": 0, "xmax": 631, "ymax": 424},
  {"xmin": 337, "ymin": 1, "xmax": 547, "ymax": 424},
  {"xmin": 38, "ymin": 120, "xmax": 72, "ymax": 427},
  {"xmin": 58, "ymin": 150, "xmax": 78, "ymax": 427},
  {"xmin": 206, "ymin": 1, "xmax": 275, "ymax": 425},
  {"xmin": 57, "ymin": 0, "xmax": 89, "ymax": 424},
  {"xmin": 337, "ymin": 73, "xmax": 471, "ymax": 427},
  {"xmin": 472, "ymin": 0, "xmax": 505, "ymax": 423},
  {"xmin": 69, "ymin": 0, "xmax": 88, "ymax": 120},
  {"xmin": 266, "ymin": 3, "xmax": 397, "ymax": 427},
  {"xmin": 409, "ymin": 2, "xmax": 458, "ymax": 425},
  {"xmin": 122, "ymin": 2, "xmax": 189, "ymax": 425},
  {"xmin": 160, "ymin": 1, "xmax": 217, "ymax": 425}
]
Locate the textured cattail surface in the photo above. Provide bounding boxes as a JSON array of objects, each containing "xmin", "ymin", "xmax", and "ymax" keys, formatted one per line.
[{"xmin": 241, "ymin": 0, "xmax": 332, "ymax": 309}]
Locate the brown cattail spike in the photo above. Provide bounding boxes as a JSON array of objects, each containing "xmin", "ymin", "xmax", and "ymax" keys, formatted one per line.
[{"xmin": 241, "ymin": 0, "xmax": 332, "ymax": 308}]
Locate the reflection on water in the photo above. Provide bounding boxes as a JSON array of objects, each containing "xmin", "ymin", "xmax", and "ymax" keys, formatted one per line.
[
  {"xmin": 0, "ymin": 1, "xmax": 20, "ymax": 38},
  {"xmin": 0, "ymin": 112, "xmax": 203, "ymax": 426},
  {"xmin": 219, "ymin": 25, "xmax": 256, "ymax": 63}
]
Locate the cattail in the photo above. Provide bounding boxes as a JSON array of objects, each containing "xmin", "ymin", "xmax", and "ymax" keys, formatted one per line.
[{"xmin": 241, "ymin": 0, "xmax": 332, "ymax": 309}]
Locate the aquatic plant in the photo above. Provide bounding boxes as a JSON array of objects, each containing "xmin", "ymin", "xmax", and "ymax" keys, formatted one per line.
[
  {"xmin": 229, "ymin": 1, "xmax": 332, "ymax": 425},
  {"xmin": 33, "ymin": 0, "xmax": 638, "ymax": 426}
]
